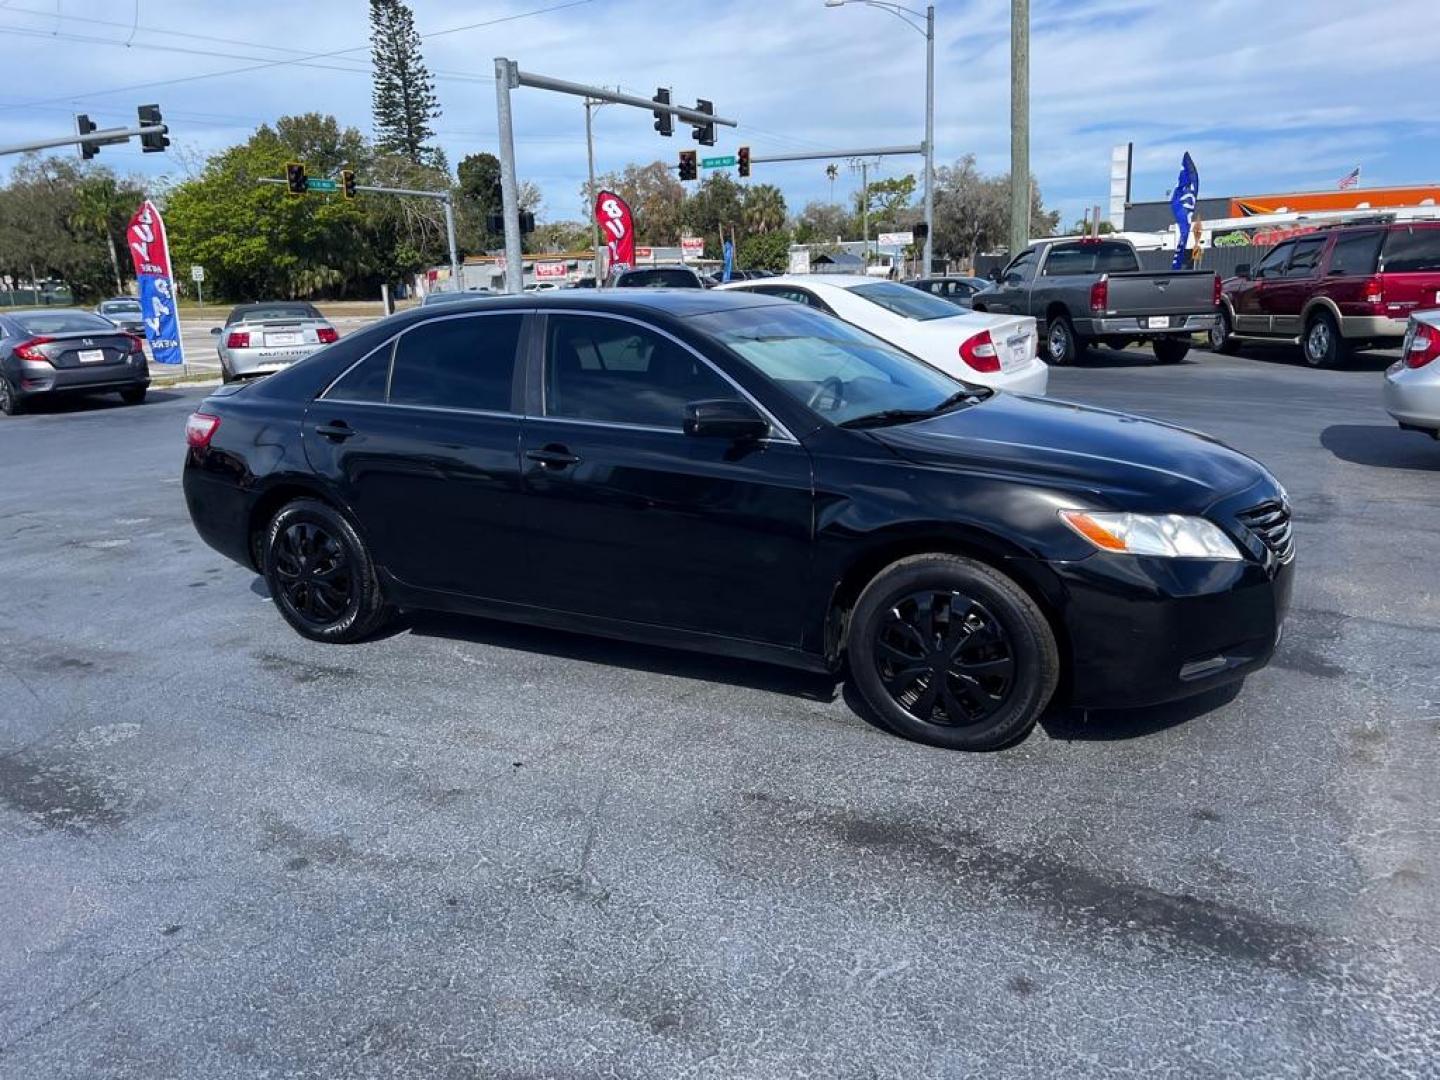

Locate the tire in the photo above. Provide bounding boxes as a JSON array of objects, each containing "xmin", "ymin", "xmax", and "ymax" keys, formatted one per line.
[
  {"xmin": 1208, "ymin": 307, "xmax": 1240, "ymax": 354},
  {"xmin": 119, "ymin": 387, "xmax": 147, "ymax": 405},
  {"xmin": 0, "ymin": 377, "xmax": 21, "ymax": 416},
  {"xmin": 847, "ymin": 554, "xmax": 1060, "ymax": 751},
  {"xmin": 1302, "ymin": 311, "xmax": 1350, "ymax": 369},
  {"xmin": 1043, "ymin": 314, "xmax": 1084, "ymax": 366},
  {"xmin": 262, "ymin": 498, "xmax": 395, "ymax": 643},
  {"xmin": 1152, "ymin": 336, "xmax": 1191, "ymax": 364}
]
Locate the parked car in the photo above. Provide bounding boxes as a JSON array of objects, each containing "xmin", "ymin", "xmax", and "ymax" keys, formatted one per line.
[
  {"xmin": 1213, "ymin": 220, "xmax": 1440, "ymax": 367},
  {"xmin": 717, "ymin": 274, "xmax": 1046, "ymax": 394},
  {"xmin": 0, "ymin": 308, "xmax": 148, "ymax": 415},
  {"xmin": 182, "ymin": 290, "xmax": 1292, "ymax": 751},
  {"xmin": 611, "ymin": 265, "xmax": 708, "ymax": 289},
  {"xmin": 907, "ymin": 276, "xmax": 989, "ymax": 307},
  {"xmin": 1385, "ymin": 310, "xmax": 1440, "ymax": 439},
  {"xmin": 212, "ymin": 302, "xmax": 339, "ymax": 383},
  {"xmin": 421, "ymin": 289, "xmax": 494, "ymax": 307},
  {"xmin": 94, "ymin": 297, "xmax": 145, "ymax": 336},
  {"xmin": 524, "ymin": 282, "xmax": 562, "ymax": 293},
  {"xmin": 971, "ymin": 238, "xmax": 1219, "ymax": 365}
]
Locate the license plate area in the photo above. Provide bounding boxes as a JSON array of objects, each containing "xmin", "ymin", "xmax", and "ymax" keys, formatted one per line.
[
  {"xmin": 1002, "ymin": 333, "xmax": 1030, "ymax": 370},
  {"xmin": 1146, "ymin": 316, "xmax": 1170, "ymax": 330},
  {"xmin": 77, "ymin": 349, "xmax": 106, "ymax": 364},
  {"xmin": 266, "ymin": 331, "xmax": 303, "ymax": 347}
]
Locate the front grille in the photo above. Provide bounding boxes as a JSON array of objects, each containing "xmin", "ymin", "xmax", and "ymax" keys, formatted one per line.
[{"xmin": 1237, "ymin": 500, "xmax": 1295, "ymax": 562}]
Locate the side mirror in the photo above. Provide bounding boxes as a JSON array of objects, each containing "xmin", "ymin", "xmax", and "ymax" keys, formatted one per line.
[
  {"xmin": 1234, "ymin": 263, "xmax": 1251, "ymax": 279},
  {"xmin": 684, "ymin": 399, "xmax": 769, "ymax": 441},
  {"xmin": 210, "ymin": 326, "xmax": 222, "ymax": 335},
  {"xmin": 987, "ymin": 267, "xmax": 1001, "ymax": 282}
]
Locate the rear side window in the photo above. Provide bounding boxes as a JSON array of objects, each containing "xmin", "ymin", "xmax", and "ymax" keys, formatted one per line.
[
  {"xmin": 1327, "ymin": 232, "xmax": 1382, "ymax": 276},
  {"xmin": 1040, "ymin": 241, "xmax": 1138, "ymax": 276},
  {"xmin": 1381, "ymin": 228, "xmax": 1440, "ymax": 273},
  {"xmin": 850, "ymin": 282, "xmax": 958, "ymax": 321},
  {"xmin": 326, "ymin": 344, "xmax": 392, "ymax": 403},
  {"xmin": 388, "ymin": 314, "xmax": 522, "ymax": 412}
]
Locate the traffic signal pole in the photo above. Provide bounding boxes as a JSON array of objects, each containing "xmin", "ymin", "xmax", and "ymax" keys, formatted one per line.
[
  {"xmin": 0, "ymin": 122, "xmax": 168, "ymax": 159},
  {"xmin": 493, "ymin": 57, "xmax": 737, "ymax": 293}
]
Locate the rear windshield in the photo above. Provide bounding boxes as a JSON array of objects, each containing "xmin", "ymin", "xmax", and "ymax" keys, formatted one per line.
[
  {"xmin": 1041, "ymin": 241, "xmax": 1139, "ymax": 276},
  {"xmin": 849, "ymin": 281, "xmax": 959, "ymax": 321},
  {"xmin": 1381, "ymin": 228, "xmax": 1440, "ymax": 274},
  {"xmin": 99, "ymin": 300, "xmax": 141, "ymax": 314},
  {"xmin": 10, "ymin": 310, "xmax": 116, "ymax": 334},
  {"xmin": 617, "ymin": 269, "xmax": 700, "ymax": 288},
  {"xmin": 227, "ymin": 303, "xmax": 322, "ymax": 324}
]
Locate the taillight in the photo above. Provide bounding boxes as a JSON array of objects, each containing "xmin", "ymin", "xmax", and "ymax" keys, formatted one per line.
[
  {"xmin": 1212, "ymin": 274, "xmax": 1222, "ymax": 308},
  {"xmin": 1361, "ymin": 275, "xmax": 1384, "ymax": 306},
  {"xmin": 958, "ymin": 330, "xmax": 1001, "ymax": 373},
  {"xmin": 225, "ymin": 331, "xmax": 250, "ymax": 349},
  {"xmin": 126, "ymin": 334, "xmax": 145, "ymax": 354},
  {"xmin": 316, "ymin": 327, "xmax": 338, "ymax": 344},
  {"xmin": 1089, "ymin": 278, "xmax": 1108, "ymax": 314},
  {"xmin": 13, "ymin": 336, "xmax": 54, "ymax": 362},
  {"xmin": 185, "ymin": 412, "xmax": 221, "ymax": 449},
  {"xmin": 1406, "ymin": 323, "xmax": 1440, "ymax": 369}
]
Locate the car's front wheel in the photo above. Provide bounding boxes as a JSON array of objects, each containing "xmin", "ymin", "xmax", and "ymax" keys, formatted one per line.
[
  {"xmin": 262, "ymin": 498, "xmax": 394, "ymax": 643},
  {"xmin": 848, "ymin": 554, "xmax": 1059, "ymax": 751},
  {"xmin": 1152, "ymin": 336, "xmax": 1191, "ymax": 364}
]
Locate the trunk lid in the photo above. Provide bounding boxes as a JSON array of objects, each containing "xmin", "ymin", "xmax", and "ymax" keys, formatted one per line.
[
  {"xmin": 27, "ymin": 330, "xmax": 138, "ymax": 369},
  {"xmin": 1099, "ymin": 270, "xmax": 1217, "ymax": 318}
]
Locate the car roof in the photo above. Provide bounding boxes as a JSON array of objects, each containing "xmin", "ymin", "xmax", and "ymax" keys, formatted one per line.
[
  {"xmin": 367, "ymin": 288, "xmax": 789, "ymax": 331},
  {"xmin": 720, "ymin": 274, "xmax": 875, "ymax": 290},
  {"xmin": 100, "ymin": 296, "xmax": 140, "ymax": 304}
]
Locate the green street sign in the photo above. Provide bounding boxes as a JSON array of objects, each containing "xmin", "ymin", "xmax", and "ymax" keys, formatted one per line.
[
  {"xmin": 701, "ymin": 155, "xmax": 736, "ymax": 169},
  {"xmin": 306, "ymin": 178, "xmax": 339, "ymax": 193}
]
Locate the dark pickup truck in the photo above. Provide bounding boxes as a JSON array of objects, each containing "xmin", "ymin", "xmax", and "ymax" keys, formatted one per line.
[{"xmin": 971, "ymin": 238, "xmax": 1221, "ymax": 364}]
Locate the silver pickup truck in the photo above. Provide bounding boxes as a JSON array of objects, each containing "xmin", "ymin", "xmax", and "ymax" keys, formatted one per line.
[{"xmin": 971, "ymin": 238, "xmax": 1219, "ymax": 365}]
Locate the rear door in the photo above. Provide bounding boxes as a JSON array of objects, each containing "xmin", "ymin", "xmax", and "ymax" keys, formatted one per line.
[
  {"xmin": 1320, "ymin": 230, "xmax": 1383, "ymax": 326},
  {"xmin": 1266, "ymin": 235, "xmax": 1326, "ymax": 336},
  {"xmin": 303, "ymin": 309, "xmax": 531, "ymax": 601},
  {"xmin": 1379, "ymin": 225, "xmax": 1440, "ymax": 319}
]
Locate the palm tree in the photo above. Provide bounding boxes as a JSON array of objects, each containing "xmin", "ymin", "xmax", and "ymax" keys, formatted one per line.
[
  {"xmin": 70, "ymin": 176, "xmax": 127, "ymax": 296},
  {"xmin": 825, "ymin": 163, "xmax": 838, "ymax": 203},
  {"xmin": 742, "ymin": 184, "xmax": 787, "ymax": 235}
]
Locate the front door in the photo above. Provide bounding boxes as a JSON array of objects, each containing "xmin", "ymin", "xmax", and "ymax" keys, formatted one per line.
[
  {"xmin": 519, "ymin": 311, "xmax": 815, "ymax": 647},
  {"xmin": 303, "ymin": 310, "xmax": 531, "ymax": 601},
  {"xmin": 1232, "ymin": 241, "xmax": 1293, "ymax": 334},
  {"xmin": 1266, "ymin": 235, "xmax": 1326, "ymax": 336},
  {"xmin": 983, "ymin": 248, "xmax": 1038, "ymax": 314}
]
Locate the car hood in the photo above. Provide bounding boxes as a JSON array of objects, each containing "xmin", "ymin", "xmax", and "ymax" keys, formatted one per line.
[{"xmin": 867, "ymin": 392, "xmax": 1273, "ymax": 514}]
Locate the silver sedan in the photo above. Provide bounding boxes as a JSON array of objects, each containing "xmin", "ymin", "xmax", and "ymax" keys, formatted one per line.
[
  {"xmin": 1386, "ymin": 310, "xmax": 1440, "ymax": 440},
  {"xmin": 212, "ymin": 302, "xmax": 338, "ymax": 382}
]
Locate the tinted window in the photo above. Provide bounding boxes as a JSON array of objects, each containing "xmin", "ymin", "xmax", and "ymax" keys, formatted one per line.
[
  {"xmin": 1328, "ymin": 231, "xmax": 1382, "ymax": 276},
  {"xmin": 99, "ymin": 300, "xmax": 141, "ymax": 315},
  {"xmin": 10, "ymin": 309, "xmax": 115, "ymax": 334},
  {"xmin": 850, "ymin": 282, "xmax": 958, "ymax": 321},
  {"xmin": 1382, "ymin": 228, "xmax": 1440, "ymax": 273},
  {"xmin": 616, "ymin": 269, "xmax": 702, "ymax": 288},
  {"xmin": 1041, "ymin": 241, "xmax": 1138, "ymax": 276},
  {"xmin": 326, "ymin": 343, "xmax": 392, "ymax": 403},
  {"xmin": 757, "ymin": 285, "xmax": 828, "ymax": 310},
  {"xmin": 1005, "ymin": 249, "xmax": 1039, "ymax": 280},
  {"xmin": 227, "ymin": 303, "xmax": 322, "ymax": 324},
  {"xmin": 545, "ymin": 315, "xmax": 738, "ymax": 428},
  {"xmin": 388, "ymin": 314, "xmax": 521, "ymax": 412},
  {"xmin": 1284, "ymin": 237, "xmax": 1326, "ymax": 278},
  {"xmin": 1254, "ymin": 242, "xmax": 1293, "ymax": 278}
]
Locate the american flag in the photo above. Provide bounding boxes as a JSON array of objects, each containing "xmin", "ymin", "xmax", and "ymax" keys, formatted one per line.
[{"xmin": 1338, "ymin": 166, "xmax": 1361, "ymax": 190}]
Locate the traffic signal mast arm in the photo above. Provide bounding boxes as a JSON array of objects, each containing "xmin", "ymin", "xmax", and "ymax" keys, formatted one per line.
[{"xmin": 0, "ymin": 112, "xmax": 169, "ymax": 159}]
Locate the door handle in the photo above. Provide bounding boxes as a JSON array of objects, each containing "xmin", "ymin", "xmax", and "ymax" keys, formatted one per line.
[
  {"xmin": 315, "ymin": 422, "xmax": 356, "ymax": 440},
  {"xmin": 526, "ymin": 445, "xmax": 580, "ymax": 469}
]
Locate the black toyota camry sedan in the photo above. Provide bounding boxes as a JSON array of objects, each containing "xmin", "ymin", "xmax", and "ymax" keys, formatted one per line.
[{"xmin": 183, "ymin": 290, "xmax": 1294, "ymax": 751}]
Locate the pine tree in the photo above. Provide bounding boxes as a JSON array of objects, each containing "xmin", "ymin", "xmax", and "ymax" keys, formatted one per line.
[{"xmin": 369, "ymin": 0, "xmax": 441, "ymax": 168}]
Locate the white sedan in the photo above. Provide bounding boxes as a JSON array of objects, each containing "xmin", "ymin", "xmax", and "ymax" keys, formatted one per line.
[{"xmin": 717, "ymin": 274, "xmax": 1047, "ymax": 395}]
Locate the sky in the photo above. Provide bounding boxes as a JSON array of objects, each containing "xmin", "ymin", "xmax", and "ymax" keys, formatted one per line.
[{"xmin": 1, "ymin": 0, "xmax": 1437, "ymax": 231}]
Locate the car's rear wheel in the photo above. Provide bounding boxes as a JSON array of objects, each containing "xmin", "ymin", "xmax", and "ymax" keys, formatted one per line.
[
  {"xmin": 1152, "ymin": 336, "xmax": 1191, "ymax": 364},
  {"xmin": 263, "ymin": 498, "xmax": 394, "ymax": 643},
  {"xmin": 0, "ymin": 377, "xmax": 21, "ymax": 416},
  {"xmin": 119, "ymin": 387, "xmax": 146, "ymax": 405},
  {"xmin": 1303, "ymin": 311, "xmax": 1349, "ymax": 368},
  {"xmin": 1209, "ymin": 308, "xmax": 1241, "ymax": 354},
  {"xmin": 848, "ymin": 554, "xmax": 1059, "ymax": 751},
  {"xmin": 1044, "ymin": 315, "xmax": 1083, "ymax": 366}
]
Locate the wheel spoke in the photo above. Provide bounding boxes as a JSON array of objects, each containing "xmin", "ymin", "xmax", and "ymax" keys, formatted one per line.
[
  {"xmin": 881, "ymin": 663, "xmax": 929, "ymax": 696},
  {"xmin": 877, "ymin": 638, "xmax": 923, "ymax": 666},
  {"xmin": 911, "ymin": 676, "xmax": 941, "ymax": 720},
  {"xmin": 886, "ymin": 608, "xmax": 928, "ymax": 653},
  {"xmin": 954, "ymin": 655, "xmax": 1014, "ymax": 681}
]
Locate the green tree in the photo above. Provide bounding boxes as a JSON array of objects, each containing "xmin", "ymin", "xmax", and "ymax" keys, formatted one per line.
[
  {"xmin": 585, "ymin": 161, "xmax": 686, "ymax": 246},
  {"xmin": 683, "ymin": 172, "xmax": 744, "ymax": 253},
  {"xmin": 69, "ymin": 173, "xmax": 133, "ymax": 296},
  {"xmin": 736, "ymin": 230, "xmax": 791, "ymax": 273},
  {"xmin": 741, "ymin": 184, "xmax": 787, "ymax": 235},
  {"xmin": 369, "ymin": 0, "xmax": 441, "ymax": 169},
  {"xmin": 932, "ymin": 154, "xmax": 1060, "ymax": 264},
  {"xmin": 855, "ymin": 174, "xmax": 917, "ymax": 232},
  {"xmin": 792, "ymin": 200, "xmax": 853, "ymax": 244},
  {"xmin": 1066, "ymin": 218, "xmax": 1116, "ymax": 236}
]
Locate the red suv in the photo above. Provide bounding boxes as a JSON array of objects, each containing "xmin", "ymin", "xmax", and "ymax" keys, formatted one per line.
[{"xmin": 1212, "ymin": 220, "xmax": 1440, "ymax": 367}]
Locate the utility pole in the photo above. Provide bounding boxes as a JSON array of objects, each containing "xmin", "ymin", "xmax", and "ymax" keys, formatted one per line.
[
  {"xmin": 583, "ymin": 89, "xmax": 618, "ymax": 282},
  {"xmin": 1009, "ymin": 0, "xmax": 1030, "ymax": 257},
  {"xmin": 860, "ymin": 161, "xmax": 870, "ymax": 249}
]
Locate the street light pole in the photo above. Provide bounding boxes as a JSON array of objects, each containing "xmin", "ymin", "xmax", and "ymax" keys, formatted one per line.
[{"xmin": 1010, "ymin": 0, "xmax": 1031, "ymax": 257}]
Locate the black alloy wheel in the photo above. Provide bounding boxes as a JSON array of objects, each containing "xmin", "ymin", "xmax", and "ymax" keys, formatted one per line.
[
  {"xmin": 262, "ymin": 498, "xmax": 394, "ymax": 642},
  {"xmin": 874, "ymin": 591, "xmax": 1015, "ymax": 727},
  {"xmin": 271, "ymin": 520, "xmax": 355, "ymax": 627}
]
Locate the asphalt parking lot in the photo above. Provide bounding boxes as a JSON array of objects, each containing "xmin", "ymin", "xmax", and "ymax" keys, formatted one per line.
[{"xmin": 2, "ymin": 344, "xmax": 1437, "ymax": 1077}]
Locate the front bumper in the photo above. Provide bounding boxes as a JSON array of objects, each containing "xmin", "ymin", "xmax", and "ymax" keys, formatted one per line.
[
  {"xmin": 1384, "ymin": 360, "xmax": 1440, "ymax": 432},
  {"xmin": 226, "ymin": 344, "xmax": 323, "ymax": 377},
  {"xmin": 1079, "ymin": 313, "xmax": 1218, "ymax": 336},
  {"xmin": 1021, "ymin": 545, "xmax": 1294, "ymax": 710}
]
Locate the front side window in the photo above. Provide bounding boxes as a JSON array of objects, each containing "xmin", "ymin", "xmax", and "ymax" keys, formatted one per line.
[
  {"xmin": 849, "ymin": 281, "xmax": 958, "ymax": 321},
  {"xmin": 1254, "ymin": 242, "xmax": 1294, "ymax": 279},
  {"xmin": 1328, "ymin": 232, "xmax": 1382, "ymax": 276},
  {"xmin": 545, "ymin": 315, "xmax": 739, "ymax": 428},
  {"xmin": 1004, "ymin": 249, "xmax": 1038, "ymax": 280},
  {"xmin": 388, "ymin": 314, "xmax": 522, "ymax": 412},
  {"xmin": 1381, "ymin": 228, "xmax": 1440, "ymax": 273}
]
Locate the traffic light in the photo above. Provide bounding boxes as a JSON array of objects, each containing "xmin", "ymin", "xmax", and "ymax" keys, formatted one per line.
[
  {"xmin": 340, "ymin": 169, "xmax": 357, "ymax": 200},
  {"xmin": 738, "ymin": 146, "xmax": 750, "ymax": 179},
  {"xmin": 137, "ymin": 104, "xmax": 168, "ymax": 153},
  {"xmin": 690, "ymin": 99, "xmax": 715, "ymax": 147},
  {"xmin": 285, "ymin": 162, "xmax": 308, "ymax": 196},
  {"xmin": 913, "ymin": 221, "xmax": 929, "ymax": 242},
  {"xmin": 652, "ymin": 88, "xmax": 673, "ymax": 137},
  {"xmin": 679, "ymin": 150, "xmax": 697, "ymax": 181},
  {"xmin": 76, "ymin": 114, "xmax": 100, "ymax": 160},
  {"xmin": 520, "ymin": 210, "xmax": 536, "ymax": 235},
  {"xmin": 486, "ymin": 212, "xmax": 504, "ymax": 234}
]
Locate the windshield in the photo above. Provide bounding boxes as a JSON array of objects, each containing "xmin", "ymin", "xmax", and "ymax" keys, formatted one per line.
[
  {"xmin": 848, "ymin": 281, "xmax": 960, "ymax": 321},
  {"xmin": 228, "ymin": 303, "xmax": 321, "ymax": 324},
  {"xmin": 693, "ymin": 304, "xmax": 973, "ymax": 426},
  {"xmin": 99, "ymin": 300, "xmax": 141, "ymax": 315},
  {"xmin": 11, "ymin": 309, "xmax": 116, "ymax": 334}
]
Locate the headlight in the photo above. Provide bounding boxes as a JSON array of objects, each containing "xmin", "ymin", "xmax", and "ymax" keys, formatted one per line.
[{"xmin": 1059, "ymin": 510, "xmax": 1243, "ymax": 561}]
